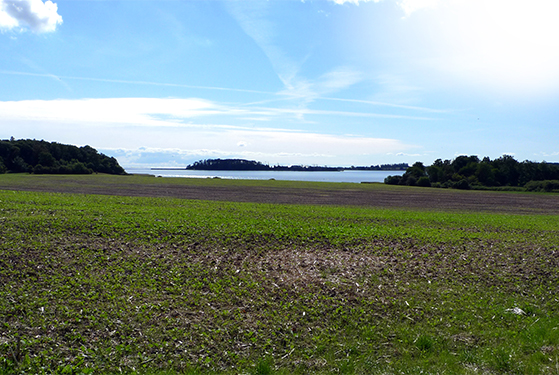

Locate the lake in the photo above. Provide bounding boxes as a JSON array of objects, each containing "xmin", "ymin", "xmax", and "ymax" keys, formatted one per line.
[{"xmin": 125, "ymin": 168, "xmax": 404, "ymax": 184}]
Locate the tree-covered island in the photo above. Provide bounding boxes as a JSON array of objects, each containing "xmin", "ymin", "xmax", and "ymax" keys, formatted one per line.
[
  {"xmin": 186, "ymin": 158, "xmax": 409, "ymax": 172},
  {"xmin": 0, "ymin": 138, "xmax": 126, "ymax": 175}
]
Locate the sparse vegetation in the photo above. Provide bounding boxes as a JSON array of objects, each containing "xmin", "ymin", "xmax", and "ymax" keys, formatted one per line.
[{"xmin": 1, "ymin": 175, "xmax": 559, "ymax": 374}]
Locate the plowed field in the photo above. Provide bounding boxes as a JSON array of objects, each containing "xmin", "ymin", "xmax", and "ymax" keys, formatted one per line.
[{"xmin": 1, "ymin": 173, "xmax": 558, "ymax": 214}]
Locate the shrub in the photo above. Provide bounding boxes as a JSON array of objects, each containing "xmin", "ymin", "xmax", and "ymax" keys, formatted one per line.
[
  {"xmin": 452, "ymin": 179, "xmax": 471, "ymax": 190},
  {"xmin": 384, "ymin": 175, "xmax": 402, "ymax": 185},
  {"xmin": 417, "ymin": 176, "xmax": 431, "ymax": 187},
  {"xmin": 525, "ymin": 180, "xmax": 559, "ymax": 192}
]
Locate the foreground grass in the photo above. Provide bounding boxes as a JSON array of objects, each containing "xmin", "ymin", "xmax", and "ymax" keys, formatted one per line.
[{"xmin": 1, "ymin": 189, "xmax": 559, "ymax": 374}]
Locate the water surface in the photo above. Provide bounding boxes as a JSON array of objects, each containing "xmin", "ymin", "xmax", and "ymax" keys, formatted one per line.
[{"xmin": 125, "ymin": 168, "xmax": 404, "ymax": 184}]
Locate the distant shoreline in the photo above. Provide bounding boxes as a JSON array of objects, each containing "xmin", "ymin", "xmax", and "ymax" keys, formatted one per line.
[
  {"xmin": 151, "ymin": 168, "xmax": 186, "ymax": 170},
  {"xmin": 151, "ymin": 167, "xmax": 405, "ymax": 172}
]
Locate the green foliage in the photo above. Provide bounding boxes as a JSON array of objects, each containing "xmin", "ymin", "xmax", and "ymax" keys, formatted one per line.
[
  {"xmin": 416, "ymin": 176, "xmax": 431, "ymax": 187},
  {"xmin": 452, "ymin": 178, "xmax": 470, "ymax": 190},
  {"xmin": 1, "ymin": 188, "xmax": 559, "ymax": 374},
  {"xmin": 0, "ymin": 157, "xmax": 6, "ymax": 174},
  {"xmin": 525, "ymin": 179, "xmax": 559, "ymax": 192},
  {"xmin": 383, "ymin": 175, "xmax": 401, "ymax": 185},
  {"xmin": 0, "ymin": 138, "xmax": 126, "ymax": 175},
  {"xmin": 189, "ymin": 159, "xmax": 409, "ymax": 172},
  {"xmin": 386, "ymin": 155, "xmax": 559, "ymax": 191}
]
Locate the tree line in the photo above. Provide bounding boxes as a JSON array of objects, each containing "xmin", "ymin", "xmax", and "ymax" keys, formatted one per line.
[
  {"xmin": 187, "ymin": 158, "xmax": 409, "ymax": 172},
  {"xmin": 385, "ymin": 155, "xmax": 559, "ymax": 192},
  {"xmin": 0, "ymin": 138, "xmax": 126, "ymax": 175}
]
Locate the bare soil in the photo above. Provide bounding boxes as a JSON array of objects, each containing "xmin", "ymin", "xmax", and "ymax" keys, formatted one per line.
[{"xmin": 2, "ymin": 174, "xmax": 559, "ymax": 214}]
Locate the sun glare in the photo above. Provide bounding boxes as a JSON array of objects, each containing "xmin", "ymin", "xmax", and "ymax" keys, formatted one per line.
[
  {"xmin": 443, "ymin": 0, "xmax": 559, "ymax": 94},
  {"xmin": 350, "ymin": 0, "xmax": 559, "ymax": 97},
  {"xmin": 430, "ymin": 0, "xmax": 559, "ymax": 95}
]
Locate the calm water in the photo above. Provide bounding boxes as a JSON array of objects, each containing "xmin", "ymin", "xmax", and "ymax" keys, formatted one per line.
[{"xmin": 125, "ymin": 168, "xmax": 404, "ymax": 184}]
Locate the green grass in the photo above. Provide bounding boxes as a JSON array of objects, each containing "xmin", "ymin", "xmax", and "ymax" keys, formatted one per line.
[{"xmin": 1, "ymin": 188, "xmax": 559, "ymax": 374}]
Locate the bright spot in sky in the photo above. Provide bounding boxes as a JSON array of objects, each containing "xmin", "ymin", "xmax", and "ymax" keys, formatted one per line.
[
  {"xmin": 435, "ymin": 0, "xmax": 559, "ymax": 94},
  {"xmin": 350, "ymin": 0, "xmax": 559, "ymax": 96}
]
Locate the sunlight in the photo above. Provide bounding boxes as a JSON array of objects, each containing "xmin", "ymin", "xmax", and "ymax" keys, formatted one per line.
[
  {"xmin": 440, "ymin": 0, "xmax": 559, "ymax": 94},
  {"xmin": 349, "ymin": 0, "xmax": 559, "ymax": 97}
]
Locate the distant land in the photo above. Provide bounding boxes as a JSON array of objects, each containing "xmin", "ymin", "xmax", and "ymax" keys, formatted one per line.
[
  {"xmin": 0, "ymin": 138, "xmax": 126, "ymax": 175},
  {"xmin": 152, "ymin": 158, "xmax": 409, "ymax": 172},
  {"xmin": 384, "ymin": 155, "xmax": 559, "ymax": 192}
]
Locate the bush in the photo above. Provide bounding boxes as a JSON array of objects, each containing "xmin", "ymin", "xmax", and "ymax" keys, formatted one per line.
[
  {"xmin": 405, "ymin": 176, "xmax": 417, "ymax": 186},
  {"xmin": 384, "ymin": 175, "xmax": 402, "ymax": 185},
  {"xmin": 33, "ymin": 164, "xmax": 47, "ymax": 174},
  {"xmin": 69, "ymin": 161, "xmax": 93, "ymax": 174},
  {"xmin": 417, "ymin": 176, "xmax": 431, "ymax": 187},
  {"xmin": 525, "ymin": 180, "xmax": 559, "ymax": 192},
  {"xmin": 452, "ymin": 179, "xmax": 471, "ymax": 190}
]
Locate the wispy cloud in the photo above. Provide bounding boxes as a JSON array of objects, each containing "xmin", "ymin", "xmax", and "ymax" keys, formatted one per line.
[
  {"xmin": 226, "ymin": 1, "xmax": 366, "ymax": 117},
  {"xmin": 0, "ymin": 98, "xmax": 220, "ymax": 126},
  {"xmin": 329, "ymin": 0, "xmax": 382, "ymax": 5},
  {"xmin": 0, "ymin": 71, "xmax": 445, "ymax": 120},
  {"xmin": 0, "ymin": 97, "xmax": 435, "ymax": 131},
  {"xmin": 254, "ymin": 106, "xmax": 434, "ymax": 121},
  {"xmin": 0, "ymin": 0, "xmax": 62, "ymax": 33},
  {"xmin": 329, "ymin": 0, "xmax": 438, "ymax": 16},
  {"xmin": 318, "ymin": 97, "xmax": 447, "ymax": 113},
  {"xmin": 225, "ymin": 0, "xmax": 300, "ymax": 88},
  {"xmin": 1, "ymin": 97, "xmax": 417, "ymax": 166},
  {"xmin": 0, "ymin": 70, "xmax": 275, "ymax": 95},
  {"xmin": 278, "ymin": 67, "xmax": 363, "ymax": 105}
]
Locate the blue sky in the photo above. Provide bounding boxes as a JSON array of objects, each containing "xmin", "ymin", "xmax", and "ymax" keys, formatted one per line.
[{"xmin": 1, "ymin": 0, "xmax": 559, "ymax": 168}]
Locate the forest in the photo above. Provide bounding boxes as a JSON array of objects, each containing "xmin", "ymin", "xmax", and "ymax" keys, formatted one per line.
[
  {"xmin": 385, "ymin": 155, "xmax": 559, "ymax": 192},
  {"xmin": 0, "ymin": 138, "xmax": 126, "ymax": 175}
]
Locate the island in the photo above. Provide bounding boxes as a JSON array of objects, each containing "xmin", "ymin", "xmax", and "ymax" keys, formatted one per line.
[{"xmin": 172, "ymin": 158, "xmax": 409, "ymax": 172}]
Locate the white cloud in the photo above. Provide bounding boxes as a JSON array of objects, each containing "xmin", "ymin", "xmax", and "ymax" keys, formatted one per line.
[
  {"xmin": 0, "ymin": 98, "xmax": 219, "ymax": 126},
  {"xmin": 279, "ymin": 67, "xmax": 363, "ymax": 104},
  {"xmin": 396, "ymin": 0, "xmax": 440, "ymax": 16},
  {"xmin": 0, "ymin": 97, "xmax": 416, "ymax": 166},
  {"xmin": 329, "ymin": 0, "xmax": 435, "ymax": 15},
  {"xmin": 0, "ymin": 0, "xmax": 62, "ymax": 33},
  {"xmin": 329, "ymin": 0, "xmax": 381, "ymax": 5}
]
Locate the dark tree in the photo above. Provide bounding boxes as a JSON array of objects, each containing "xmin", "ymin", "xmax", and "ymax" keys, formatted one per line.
[
  {"xmin": 389, "ymin": 155, "xmax": 559, "ymax": 191},
  {"xmin": 0, "ymin": 139, "xmax": 126, "ymax": 175}
]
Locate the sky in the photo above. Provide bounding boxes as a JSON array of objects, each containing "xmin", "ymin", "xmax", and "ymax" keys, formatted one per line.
[{"xmin": 1, "ymin": 0, "xmax": 559, "ymax": 168}]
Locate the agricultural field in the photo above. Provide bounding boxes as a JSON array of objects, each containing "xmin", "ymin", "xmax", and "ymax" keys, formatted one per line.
[{"xmin": 1, "ymin": 174, "xmax": 559, "ymax": 374}]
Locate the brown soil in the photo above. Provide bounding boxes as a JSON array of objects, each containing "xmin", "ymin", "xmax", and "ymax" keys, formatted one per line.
[{"xmin": 2, "ymin": 175, "xmax": 559, "ymax": 214}]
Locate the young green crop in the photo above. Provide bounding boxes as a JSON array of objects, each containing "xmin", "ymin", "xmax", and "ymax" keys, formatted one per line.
[{"xmin": 1, "ymin": 190, "xmax": 559, "ymax": 374}]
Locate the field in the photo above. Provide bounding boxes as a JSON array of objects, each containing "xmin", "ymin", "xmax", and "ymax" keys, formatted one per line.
[{"xmin": 1, "ymin": 174, "xmax": 559, "ymax": 374}]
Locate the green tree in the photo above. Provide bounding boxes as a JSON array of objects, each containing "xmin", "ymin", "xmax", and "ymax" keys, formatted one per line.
[
  {"xmin": 0, "ymin": 157, "xmax": 6, "ymax": 174},
  {"xmin": 475, "ymin": 162, "xmax": 496, "ymax": 186},
  {"xmin": 417, "ymin": 176, "xmax": 431, "ymax": 187},
  {"xmin": 38, "ymin": 151, "xmax": 56, "ymax": 167},
  {"xmin": 493, "ymin": 155, "xmax": 520, "ymax": 186}
]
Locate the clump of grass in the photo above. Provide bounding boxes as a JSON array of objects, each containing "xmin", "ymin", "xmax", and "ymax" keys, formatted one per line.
[{"xmin": 415, "ymin": 335, "xmax": 434, "ymax": 353}]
